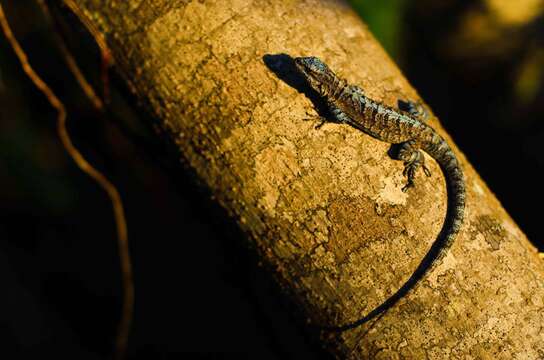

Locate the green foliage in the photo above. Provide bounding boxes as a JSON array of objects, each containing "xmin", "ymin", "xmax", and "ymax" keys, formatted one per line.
[{"xmin": 349, "ymin": 0, "xmax": 407, "ymax": 58}]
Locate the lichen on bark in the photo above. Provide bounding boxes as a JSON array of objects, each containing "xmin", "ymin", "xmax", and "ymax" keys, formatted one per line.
[{"xmin": 72, "ymin": 1, "xmax": 544, "ymax": 358}]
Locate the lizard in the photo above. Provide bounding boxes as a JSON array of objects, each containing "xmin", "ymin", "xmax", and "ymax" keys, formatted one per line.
[{"xmin": 293, "ymin": 56, "xmax": 465, "ymax": 330}]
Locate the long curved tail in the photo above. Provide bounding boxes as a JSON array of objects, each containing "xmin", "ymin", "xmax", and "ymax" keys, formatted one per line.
[
  {"xmin": 331, "ymin": 139, "xmax": 465, "ymax": 331},
  {"xmin": 423, "ymin": 139, "xmax": 465, "ymax": 275}
]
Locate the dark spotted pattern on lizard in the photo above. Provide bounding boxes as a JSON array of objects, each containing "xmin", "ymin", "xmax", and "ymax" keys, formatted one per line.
[{"xmin": 294, "ymin": 56, "xmax": 465, "ymax": 330}]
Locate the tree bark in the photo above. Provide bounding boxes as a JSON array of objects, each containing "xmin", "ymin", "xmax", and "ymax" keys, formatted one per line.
[{"xmin": 70, "ymin": 1, "xmax": 544, "ymax": 358}]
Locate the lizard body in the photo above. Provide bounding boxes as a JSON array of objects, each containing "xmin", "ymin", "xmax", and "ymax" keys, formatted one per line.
[{"xmin": 294, "ymin": 56, "xmax": 465, "ymax": 329}]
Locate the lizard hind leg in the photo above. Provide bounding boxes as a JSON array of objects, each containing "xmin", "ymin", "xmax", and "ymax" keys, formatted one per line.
[
  {"xmin": 397, "ymin": 99, "xmax": 429, "ymax": 122},
  {"xmin": 397, "ymin": 140, "xmax": 431, "ymax": 192}
]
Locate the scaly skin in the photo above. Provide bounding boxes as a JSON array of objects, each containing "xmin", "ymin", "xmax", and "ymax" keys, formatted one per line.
[{"xmin": 294, "ymin": 56, "xmax": 465, "ymax": 330}]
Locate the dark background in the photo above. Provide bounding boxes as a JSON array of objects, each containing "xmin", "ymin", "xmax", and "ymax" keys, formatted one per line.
[{"xmin": 1, "ymin": 0, "xmax": 543, "ymax": 358}]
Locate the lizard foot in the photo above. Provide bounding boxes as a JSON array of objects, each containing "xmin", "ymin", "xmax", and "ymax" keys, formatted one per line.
[
  {"xmin": 401, "ymin": 161, "xmax": 430, "ymax": 191},
  {"xmin": 303, "ymin": 112, "xmax": 327, "ymax": 129},
  {"xmin": 398, "ymin": 141, "xmax": 430, "ymax": 191}
]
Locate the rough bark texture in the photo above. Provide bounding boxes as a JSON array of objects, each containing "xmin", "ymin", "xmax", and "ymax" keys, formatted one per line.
[{"xmin": 72, "ymin": 1, "xmax": 544, "ymax": 358}]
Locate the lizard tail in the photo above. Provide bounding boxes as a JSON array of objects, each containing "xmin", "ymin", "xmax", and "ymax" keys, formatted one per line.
[
  {"xmin": 330, "ymin": 138, "xmax": 465, "ymax": 332},
  {"xmin": 424, "ymin": 138, "xmax": 465, "ymax": 275}
]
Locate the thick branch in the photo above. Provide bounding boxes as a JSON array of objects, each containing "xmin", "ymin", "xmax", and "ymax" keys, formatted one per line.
[{"xmin": 71, "ymin": 1, "xmax": 544, "ymax": 358}]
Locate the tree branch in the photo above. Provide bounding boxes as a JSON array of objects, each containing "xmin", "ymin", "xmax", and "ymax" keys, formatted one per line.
[{"xmin": 70, "ymin": 1, "xmax": 544, "ymax": 358}]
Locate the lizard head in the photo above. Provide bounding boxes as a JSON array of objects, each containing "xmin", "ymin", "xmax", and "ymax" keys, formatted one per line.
[{"xmin": 294, "ymin": 56, "xmax": 336, "ymax": 96}]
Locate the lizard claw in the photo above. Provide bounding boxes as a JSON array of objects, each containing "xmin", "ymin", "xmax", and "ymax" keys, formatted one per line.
[
  {"xmin": 303, "ymin": 112, "xmax": 327, "ymax": 129},
  {"xmin": 403, "ymin": 163, "xmax": 416, "ymax": 179},
  {"xmin": 402, "ymin": 160, "xmax": 420, "ymax": 191},
  {"xmin": 423, "ymin": 165, "xmax": 431, "ymax": 177},
  {"xmin": 315, "ymin": 119, "xmax": 326, "ymax": 129},
  {"xmin": 402, "ymin": 181, "xmax": 414, "ymax": 192}
]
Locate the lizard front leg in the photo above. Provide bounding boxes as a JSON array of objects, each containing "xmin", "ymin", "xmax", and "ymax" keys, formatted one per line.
[
  {"xmin": 305, "ymin": 101, "xmax": 346, "ymax": 129},
  {"xmin": 397, "ymin": 140, "xmax": 431, "ymax": 192}
]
